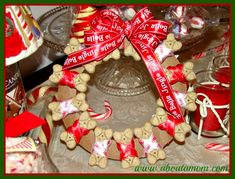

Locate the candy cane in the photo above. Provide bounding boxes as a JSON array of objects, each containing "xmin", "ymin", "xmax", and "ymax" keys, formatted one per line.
[
  {"xmin": 205, "ymin": 143, "xmax": 229, "ymax": 152},
  {"xmin": 192, "ymin": 42, "xmax": 229, "ymax": 60},
  {"xmin": 88, "ymin": 100, "xmax": 112, "ymax": 121},
  {"xmin": 28, "ymin": 86, "xmax": 112, "ymax": 121},
  {"xmin": 71, "ymin": 5, "xmax": 97, "ymax": 43},
  {"xmin": 27, "ymin": 85, "xmax": 112, "ymax": 145},
  {"xmin": 27, "ymin": 86, "xmax": 57, "ymax": 105}
]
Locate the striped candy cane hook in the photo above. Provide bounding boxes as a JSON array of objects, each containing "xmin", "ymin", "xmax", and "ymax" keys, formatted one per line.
[
  {"xmin": 88, "ymin": 100, "xmax": 113, "ymax": 121},
  {"xmin": 205, "ymin": 143, "xmax": 229, "ymax": 152}
]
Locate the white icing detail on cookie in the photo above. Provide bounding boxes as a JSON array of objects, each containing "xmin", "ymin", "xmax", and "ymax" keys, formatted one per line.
[
  {"xmin": 154, "ymin": 43, "xmax": 172, "ymax": 62},
  {"xmin": 60, "ymin": 99, "xmax": 79, "ymax": 117},
  {"xmin": 140, "ymin": 134, "xmax": 160, "ymax": 154},
  {"xmin": 93, "ymin": 140, "xmax": 110, "ymax": 157}
]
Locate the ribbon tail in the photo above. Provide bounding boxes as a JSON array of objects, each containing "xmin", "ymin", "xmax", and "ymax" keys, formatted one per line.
[{"xmin": 131, "ymin": 40, "xmax": 184, "ymax": 122}]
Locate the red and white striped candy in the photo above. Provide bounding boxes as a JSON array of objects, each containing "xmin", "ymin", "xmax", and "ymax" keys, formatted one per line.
[
  {"xmin": 27, "ymin": 86, "xmax": 57, "ymax": 106},
  {"xmin": 205, "ymin": 143, "xmax": 229, "ymax": 152},
  {"xmin": 71, "ymin": 5, "xmax": 98, "ymax": 43},
  {"xmin": 180, "ymin": 23, "xmax": 188, "ymax": 36},
  {"xmin": 174, "ymin": 6, "xmax": 187, "ymax": 18},
  {"xmin": 123, "ymin": 7, "xmax": 136, "ymax": 20},
  {"xmin": 190, "ymin": 16, "xmax": 205, "ymax": 29},
  {"xmin": 88, "ymin": 100, "xmax": 112, "ymax": 121}
]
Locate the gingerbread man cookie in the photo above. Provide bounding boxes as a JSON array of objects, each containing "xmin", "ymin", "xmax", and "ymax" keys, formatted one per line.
[
  {"xmin": 164, "ymin": 33, "xmax": 182, "ymax": 52},
  {"xmin": 64, "ymin": 38, "xmax": 82, "ymax": 55},
  {"xmin": 134, "ymin": 122, "xmax": 166, "ymax": 165},
  {"xmin": 164, "ymin": 62, "xmax": 196, "ymax": 84},
  {"xmin": 103, "ymin": 49, "xmax": 121, "ymax": 62},
  {"xmin": 154, "ymin": 33, "xmax": 182, "ymax": 62},
  {"xmin": 48, "ymin": 93, "xmax": 88, "ymax": 121},
  {"xmin": 113, "ymin": 128, "xmax": 140, "ymax": 168},
  {"xmin": 150, "ymin": 107, "xmax": 191, "ymax": 142},
  {"xmin": 60, "ymin": 111, "xmax": 97, "ymax": 149},
  {"xmin": 88, "ymin": 127, "xmax": 113, "ymax": 168},
  {"xmin": 157, "ymin": 91, "xmax": 197, "ymax": 111},
  {"xmin": 84, "ymin": 61, "xmax": 102, "ymax": 74},
  {"xmin": 123, "ymin": 39, "xmax": 141, "ymax": 61},
  {"xmin": 49, "ymin": 64, "xmax": 90, "ymax": 92}
]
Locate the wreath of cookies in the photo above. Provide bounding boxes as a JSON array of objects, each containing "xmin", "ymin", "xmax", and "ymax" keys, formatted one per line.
[{"xmin": 29, "ymin": 7, "xmax": 197, "ymax": 169}]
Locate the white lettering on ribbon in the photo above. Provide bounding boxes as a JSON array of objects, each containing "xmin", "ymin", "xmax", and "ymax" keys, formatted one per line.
[
  {"xmin": 151, "ymin": 23, "xmax": 168, "ymax": 33},
  {"xmin": 166, "ymin": 95, "xmax": 176, "ymax": 111},
  {"xmin": 141, "ymin": 8, "xmax": 151, "ymax": 19},
  {"xmin": 156, "ymin": 72, "xmax": 169, "ymax": 94},
  {"xmin": 133, "ymin": 17, "xmax": 141, "ymax": 26},
  {"xmin": 64, "ymin": 56, "xmax": 77, "ymax": 66},
  {"xmin": 80, "ymin": 49, "xmax": 99, "ymax": 61},
  {"xmin": 100, "ymin": 41, "xmax": 116, "ymax": 52},
  {"xmin": 86, "ymin": 35, "xmax": 104, "ymax": 43},
  {"xmin": 146, "ymin": 55, "xmax": 159, "ymax": 72},
  {"xmin": 174, "ymin": 91, "xmax": 187, "ymax": 108}
]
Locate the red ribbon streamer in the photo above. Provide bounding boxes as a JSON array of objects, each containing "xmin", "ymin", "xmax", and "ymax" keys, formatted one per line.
[
  {"xmin": 26, "ymin": 86, "xmax": 57, "ymax": 106},
  {"xmin": 66, "ymin": 120, "xmax": 89, "ymax": 144},
  {"xmin": 116, "ymin": 139, "xmax": 138, "ymax": 160},
  {"xmin": 63, "ymin": 8, "xmax": 184, "ymax": 122}
]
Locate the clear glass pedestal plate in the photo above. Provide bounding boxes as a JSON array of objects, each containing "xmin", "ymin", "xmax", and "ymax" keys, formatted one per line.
[{"xmin": 95, "ymin": 54, "xmax": 151, "ymax": 96}]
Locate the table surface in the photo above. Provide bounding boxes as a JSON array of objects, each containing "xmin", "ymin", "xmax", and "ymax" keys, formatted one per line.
[
  {"xmin": 27, "ymin": 20, "xmax": 230, "ymax": 174},
  {"xmin": 29, "ymin": 81, "xmax": 229, "ymax": 174}
]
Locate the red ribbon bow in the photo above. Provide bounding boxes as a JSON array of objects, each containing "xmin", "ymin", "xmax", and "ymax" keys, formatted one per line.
[
  {"xmin": 64, "ymin": 7, "xmax": 184, "ymax": 122},
  {"xmin": 67, "ymin": 120, "xmax": 90, "ymax": 144},
  {"xmin": 59, "ymin": 70, "xmax": 79, "ymax": 88},
  {"xmin": 116, "ymin": 139, "xmax": 138, "ymax": 160},
  {"xmin": 158, "ymin": 113, "xmax": 182, "ymax": 136}
]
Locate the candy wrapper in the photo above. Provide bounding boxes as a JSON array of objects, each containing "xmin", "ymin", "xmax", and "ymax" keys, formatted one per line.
[
  {"xmin": 5, "ymin": 137, "xmax": 58, "ymax": 173},
  {"xmin": 165, "ymin": 6, "xmax": 210, "ymax": 50}
]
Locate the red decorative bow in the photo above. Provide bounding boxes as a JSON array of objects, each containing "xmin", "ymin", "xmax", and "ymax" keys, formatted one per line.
[
  {"xmin": 167, "ymin": 64, "xmax": 186, "ymax": 85},
  {"xmin": 67, "ymin": 120, "xmax": 89, "ymax": 144},
  {"xmin": 158, "ymin": 113, "xmax": 182, "ymax": 136},
  {"xmin": 64, "ymin": 7, "xmax": 184, "ymax": 122},
  {"xmin": 59, "ymin": 70, "xmax": 79, "ymax": 88},
  {"xmin": 116, "ymin": 139, "xmax": 138, "ymax": 160}
]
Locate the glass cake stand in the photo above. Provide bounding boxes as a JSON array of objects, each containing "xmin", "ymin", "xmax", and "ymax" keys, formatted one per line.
[
  {"xmin": 94, "ymin": 54, "xmax": 151, "ymax": 96},
  {"xmin": 38, "ymin": 6, "xmax": 151, "ymax": 96}
]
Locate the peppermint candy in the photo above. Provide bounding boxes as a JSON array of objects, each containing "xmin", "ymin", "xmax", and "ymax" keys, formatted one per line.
[{"xmin": 190, "ymin": 16, "xmax": 205, "ymax": 29}]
